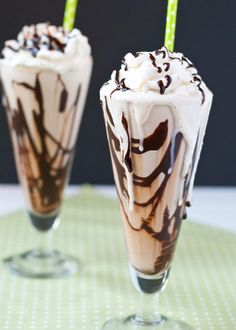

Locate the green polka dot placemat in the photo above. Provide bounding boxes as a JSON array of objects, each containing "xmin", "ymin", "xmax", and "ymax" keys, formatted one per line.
[{"xmin": 0, "ymin": 186, "xmax": 235, "ymax": 330}]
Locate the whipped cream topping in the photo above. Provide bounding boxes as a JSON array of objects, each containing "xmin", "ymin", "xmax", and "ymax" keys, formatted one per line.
[
  {"xmin": 1, "ymin": 23, "xmax": 91, "ymax": 72},
  {"xmin": 110, "ymin": 47, "xmax": 205, "ymax": 104}
]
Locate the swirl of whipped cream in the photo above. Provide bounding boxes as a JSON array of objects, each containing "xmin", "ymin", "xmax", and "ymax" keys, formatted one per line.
[
  {"xmin": 110, "ymin": 47, "xmax": 205, "ymax": 104},
  {"xmin": 1, "ymin": 23, "xmax": 91, "ymax": 72}
]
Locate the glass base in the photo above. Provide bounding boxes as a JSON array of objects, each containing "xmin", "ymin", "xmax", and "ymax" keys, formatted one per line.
[
  {"xmin": 4, "ymin": 249, "xmax": 80, "ymax": 279},
  {"xmin": 102, "ymin": 316, "xmax": 193, "ymax": 329}
]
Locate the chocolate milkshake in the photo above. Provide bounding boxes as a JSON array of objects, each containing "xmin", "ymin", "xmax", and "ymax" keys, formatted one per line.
[
  {"xmin": 1, "ymin": 23, "xmax": 92, "ymax": 225},
  {"xmin": 100, "ymin": 47, "xmax": 213, "ymax": 276}
]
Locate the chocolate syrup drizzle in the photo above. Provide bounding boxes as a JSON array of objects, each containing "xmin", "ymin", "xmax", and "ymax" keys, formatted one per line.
[
  {"xmin": 111, "ymin": 70, "xmax": 130, "ymax": 96},
  {"xmin": 104, "ymin": 100, "xmax": 198, "ymax": 275},
  {"xmin": 2, "ymin": 73, "xmax": 81, "ymax": 214},
  {"xmin": 157, "ymin": 75, "xmax": 172, "ymax": 95},
  {"xmin": 131, "ymin": 120, "xmax": 168, "ymax": 155},
  {"xmin": 193, "ymin": 75, "xmax": 205, "ymax": 104},
  {"xmin": 121, "ymin": 114, "xmax": 133, "ymax": 173},
  {"xmin": 155, "ymin": 49, "xmax": 166, "ymax": 58},
  {"xmin": 4, "ymin": 23, "xmax": 71, "ymax": 57}
]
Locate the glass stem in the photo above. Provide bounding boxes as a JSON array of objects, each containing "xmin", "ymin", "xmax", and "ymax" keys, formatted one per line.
[
  {"xmin": 28, "ymin": 211, "xmax": 60, "ymax": 256},
  {"xmin": 129, "ymin": 264, "xmax": 170, "ymax": 325},
  {"xmin": 135, "ymin": 291, "xmax": 162, "ymax": 324},
  {"xmin": 36, "ymin": 230, "xmax": 53, "ymax": 256}
]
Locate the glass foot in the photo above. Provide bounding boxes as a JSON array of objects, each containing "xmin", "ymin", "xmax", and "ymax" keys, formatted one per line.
[
  {"xmin": 4, "ymin": 249, "xmax": 81, "ymax": 279},
  {"xmin": 102, "ymin": 316, "xmax": 193, "ymax": 329}
]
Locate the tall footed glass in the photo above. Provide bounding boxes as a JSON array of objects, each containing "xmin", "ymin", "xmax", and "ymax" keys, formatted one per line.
[
  {"xmin": 100, "ymin": 48, "xmax": 212, "ymax": 328},
  {"xmin": 0, "ymin": 23, "xmax": 92, "ymax": 278}
]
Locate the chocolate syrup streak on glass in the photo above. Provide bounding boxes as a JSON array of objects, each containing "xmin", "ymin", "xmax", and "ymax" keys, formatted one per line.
[
  {"xmin": 104, "ymin": 97, "xmax": 114, "ymax": 126},
  {"xmin": 104, "ymin": 99, "xmax": 201, "ymax": 275},
  {"xmin": 148, "ymin": 205, "xmax": 184, "ymax": 274},
  {"xmin": 58, "ymin": 77, "xmax": 68, "ymax": 113},
  {"xmin": 115, "ymin": 70, "xmax": 120, "ymax": 85},
  {"xmin": 131, "ymin": 120, "xmax": 168, "ymax": 154},
  {"xmin": 121, "ymin": 113, "xmax": 133, "ymax": 173},
  {"xmin": 152, "ymin": 133, "xmax": 200, "ymax": 274},
  {"xmin": 2, "ymin": 74, "xmax": 81, "ymax": 214}
]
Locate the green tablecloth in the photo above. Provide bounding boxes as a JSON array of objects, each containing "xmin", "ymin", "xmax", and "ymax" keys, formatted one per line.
[{"xmin": 0, "ymin": 187, "xmax": 235, "ymax": 329}]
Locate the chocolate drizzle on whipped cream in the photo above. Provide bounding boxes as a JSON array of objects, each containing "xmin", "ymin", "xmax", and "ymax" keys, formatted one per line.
[
  {"xmin": 110, "ymin": 46, "xmax": 205, "ymax": 104},
  {"xmin": 149, "ymin": 54, "xmax": 162, "ymax": 73},
  {"xmin": 155, "ymin": 49, "xmax": 166, "ymax": 58},
  {"xmin": 4, "ymin": 23, "xmax": 73, "ymax": 57},
  {"xmin": 2, "ymin": 22, "xmax": 91, "ymax": 68},
  {"xmin": 110, "ymin": 70, "xmax": 130, "ymax": 96},
  {"xmin": 157, "ymin": 75, "xmax": 172, "ymax": 95}
]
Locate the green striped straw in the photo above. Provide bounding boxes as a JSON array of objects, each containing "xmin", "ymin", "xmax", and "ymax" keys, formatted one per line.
[
  {"xmin": 63, "ymin": 0, "xmax": 79, "ymax": 31},
  {"xmin": 164, "ymin": 0, "xmax": 179, "ymax": 52}
]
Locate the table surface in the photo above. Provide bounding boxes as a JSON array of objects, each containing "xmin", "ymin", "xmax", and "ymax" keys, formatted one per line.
[
  {"xmin": 0, "ymin": 184, "xmax": 235, "ymax": 233},
  {"xmin": 0, "ymin": 187, "xmax": 235, "ymax": 330}
]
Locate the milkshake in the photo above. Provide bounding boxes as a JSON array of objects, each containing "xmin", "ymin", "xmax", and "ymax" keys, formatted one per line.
[
  {"xmin": 100, "ymin": 47, "xmax": 212, "ymax": 276},
  {"xmin": 1, "ymin": 23, "xmax": 92, "ymax": 223},
  {"xmin": 0, "ymin": 23, "xmax": 92, "ymax": 278}
]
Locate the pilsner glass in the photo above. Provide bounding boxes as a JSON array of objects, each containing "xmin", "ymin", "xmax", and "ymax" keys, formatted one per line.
[
  {"xmin": 100, "ymin": 48, "xmax": 213, "ymax": 329},
  {"xmin": 0, "ymin": 24, "xmax": 92, "ymax": 278}
]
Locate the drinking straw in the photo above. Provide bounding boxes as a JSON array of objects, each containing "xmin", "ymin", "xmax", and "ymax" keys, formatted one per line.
[
  {"xmin": 164, "ymin": 0, "xmax": 179, "ymax": 52},
  {"xmin": 63, "ymin": 0, "xmax": 78, "ymax": 31}
]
